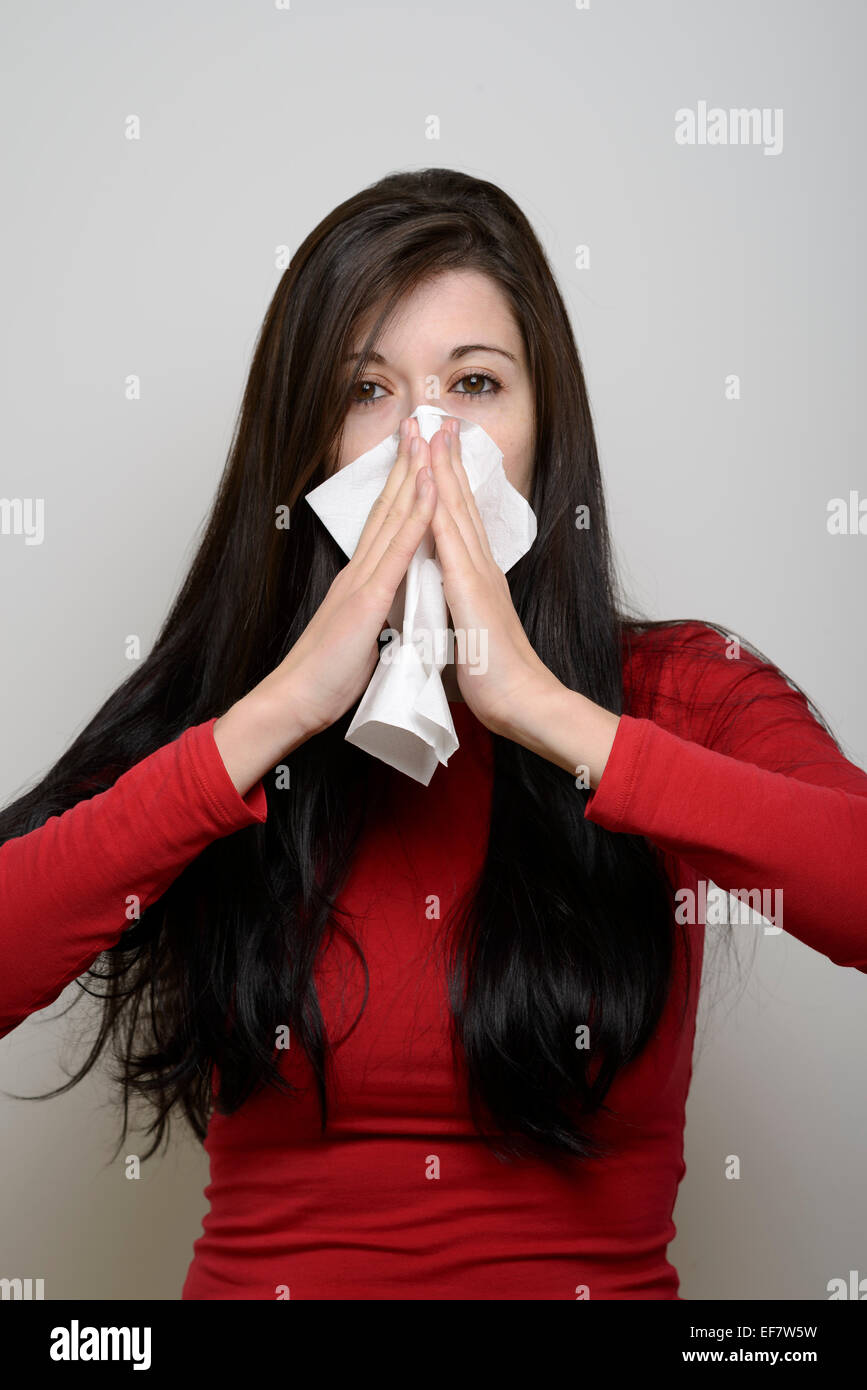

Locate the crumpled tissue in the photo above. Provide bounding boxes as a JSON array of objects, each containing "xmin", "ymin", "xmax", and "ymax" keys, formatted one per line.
[{"xmin": 304, "ymin": 403, "xmax": 536, "ymax": 784}]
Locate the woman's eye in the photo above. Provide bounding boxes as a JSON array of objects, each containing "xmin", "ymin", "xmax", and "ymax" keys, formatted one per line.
[
  {"xmin": 348, "ymin": 371, "xmax": 503, "ymax": 409},
  {"xmin": 350, "ymin": 380, "xmax": 388, "ymax": 408},
  {"xmin": 451, "ymin": 372, "xmax": 502, "ymax": 399}
]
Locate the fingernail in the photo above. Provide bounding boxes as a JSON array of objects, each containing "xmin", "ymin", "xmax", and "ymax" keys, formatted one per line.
[
  {"xmin": 400, "ymin": 418, "xmax": 408, "ymax": 437},
  {"xmin": 410, "ymin": 436, "xmax": 420, "ymax": 455}
]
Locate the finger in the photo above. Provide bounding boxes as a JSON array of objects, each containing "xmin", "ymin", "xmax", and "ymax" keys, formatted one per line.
[
  {"xmin": 429, "ymin": 469, "xmax": 478, "ymax": 583},
  {"xmin": 428, "ymin": 428, "xmax": 486, "ymax": 569},
  {"xmin": 357, "ymin": 435, "xmax": 428, "ymax": 578},
  {"xmin": 352, "ymin": 421, "xmax": 417, "ymax": 568},
  {"xmin": 440, "ymin": 422, "xmax": 497, "ymax": 566},
  {"xmin": 365, "ymin": 464, "xmax": 438, "ymax": 602}
]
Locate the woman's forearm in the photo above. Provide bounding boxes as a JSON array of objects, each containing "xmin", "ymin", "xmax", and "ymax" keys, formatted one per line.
[
  {"xmin": 0, "ymin": 720, "xmax": 269, "ymax": 1040},
  {"xmin": 213, "ymin": 673, "xmax": 315, "ymax": 797},
  {"xmin": 499, "ymin": 679, "xmax": 622, "ymax": 788}
]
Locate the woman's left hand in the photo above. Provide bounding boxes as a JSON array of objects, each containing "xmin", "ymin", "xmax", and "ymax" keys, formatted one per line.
[{"xmin": 419, "ymin": 419, "xmax": 561, "ymax": 738}]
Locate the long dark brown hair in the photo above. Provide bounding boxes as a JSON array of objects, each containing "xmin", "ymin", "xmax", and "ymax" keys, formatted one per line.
[{"xmin": 1, "ymin": 167, "xmax": 836, "ymax": 1165}]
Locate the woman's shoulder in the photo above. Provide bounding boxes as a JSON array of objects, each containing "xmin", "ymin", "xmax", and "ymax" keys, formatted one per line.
[
  {"xmin": 617, "ymin": 615, "xmax": 861, "ymax": 783},
  {"xmin": 620, "ymin": 616, "xmax": 735, "ymax": 687},
  {"xmin": 618, "ymin": 616, "xmax": 794, "ymax": 734},
  {"xmin": 621, "ymin": 616, "xmax": 724, "ymax": 664}
]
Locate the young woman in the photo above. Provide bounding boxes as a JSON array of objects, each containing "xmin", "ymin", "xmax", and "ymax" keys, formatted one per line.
[{"xmin": 1, "ymin": 167, "xmax": 865, "ymax": 1301}]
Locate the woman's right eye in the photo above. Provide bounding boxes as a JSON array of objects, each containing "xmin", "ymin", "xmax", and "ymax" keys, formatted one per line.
[{"xmin": 349, "ymin": 380, "xmax": 388, "ymax": 408}]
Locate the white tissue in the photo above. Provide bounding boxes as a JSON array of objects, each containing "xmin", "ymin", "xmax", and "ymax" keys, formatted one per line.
[{"xmin": 304, "ymin": 404, "xmax": 537, "ymax": 785}]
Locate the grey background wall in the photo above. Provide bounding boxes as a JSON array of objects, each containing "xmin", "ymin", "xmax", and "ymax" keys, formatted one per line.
[{"xmin": 1, "ymin": 0, "xmax": 864, "ymax": 1299}]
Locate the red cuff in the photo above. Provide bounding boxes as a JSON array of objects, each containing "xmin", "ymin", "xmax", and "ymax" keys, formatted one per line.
[
  {"xmin": 185, "ymin": 718, "xmax": 269, "ymax": 829},
  {"xmin": 583, "ymin": 714, "xmax": 652, "ymax": 829}
]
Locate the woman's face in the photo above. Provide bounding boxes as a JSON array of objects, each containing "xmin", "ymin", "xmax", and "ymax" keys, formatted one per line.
[{"xmin": 335, "ymin": 269, "xmax": 535, "ymax": 499}]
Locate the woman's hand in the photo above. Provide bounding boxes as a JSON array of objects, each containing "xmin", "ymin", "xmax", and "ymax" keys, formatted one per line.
[
  {"xmin": 421, "ymin": 419, "xmax": 560, "ymax": 736},
  {"xmin": 425, "ymin": 419, "xmax": 621, "ymax": 786},
  {"xmin": 214, "ymin": 417, "xmax": 434, "ymax": 794},
  {"xmin": 272, "ymin": 418, "xmax": 437, "ymax": 737}
]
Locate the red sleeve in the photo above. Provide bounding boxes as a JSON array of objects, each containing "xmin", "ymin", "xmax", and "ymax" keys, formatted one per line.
[
  {"xmin": 0, "ymin": 718, "xmax": 268, "ymax": 1040},
  {"xmin": 586, "ymin": 623, "xmax": 867, "ymax": 972}
]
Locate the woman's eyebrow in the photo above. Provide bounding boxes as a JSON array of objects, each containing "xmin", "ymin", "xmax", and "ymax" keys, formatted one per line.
[{"xmin": 342, "ymin": 344, "xmax": 519, "ymax": 365}]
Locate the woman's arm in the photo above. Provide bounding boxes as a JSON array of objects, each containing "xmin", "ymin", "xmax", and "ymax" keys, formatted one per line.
[
  {"xmin": 506, "ymin": 630, "xmax": 867, "ymax": 974},
  {"xmin": 0, "ymin": 718, "xmax": 268, "ymax": 1041},
  {"xmin": 423, "ymin": 429, "xmax": 867, "ymax": 972},
  {"xmin": 0, "ymin": 428, "xmax": 441, "ymax": 1041}
]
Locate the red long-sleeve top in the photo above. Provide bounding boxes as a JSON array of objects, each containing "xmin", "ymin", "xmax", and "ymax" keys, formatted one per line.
[{"xmin": 2, "ymin": 621, "xmax": 866, "ymax": 1299}]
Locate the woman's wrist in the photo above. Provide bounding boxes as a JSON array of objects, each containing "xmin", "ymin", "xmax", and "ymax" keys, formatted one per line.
[
  {"xmin": 499, "ymin": 675, "xmax": 621, "ymax": 789},
  {"xmin": 213, "ymin": 673, "xmax": 315, "ymax": 797}
]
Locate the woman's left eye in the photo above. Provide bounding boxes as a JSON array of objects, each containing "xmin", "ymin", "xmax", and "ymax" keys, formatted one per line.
[
  {"xmin": 349, "ymin": 371, "xmax": 503, "ymax": 408},
  {"xmin": 451, "ymin": 371, "xmax": 503, "ymax": 399}
]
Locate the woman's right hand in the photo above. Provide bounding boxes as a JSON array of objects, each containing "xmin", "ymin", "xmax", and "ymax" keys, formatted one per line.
[{"xmin": 213, "ymin": 416, "xmax": 437, "ymax": 796}]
